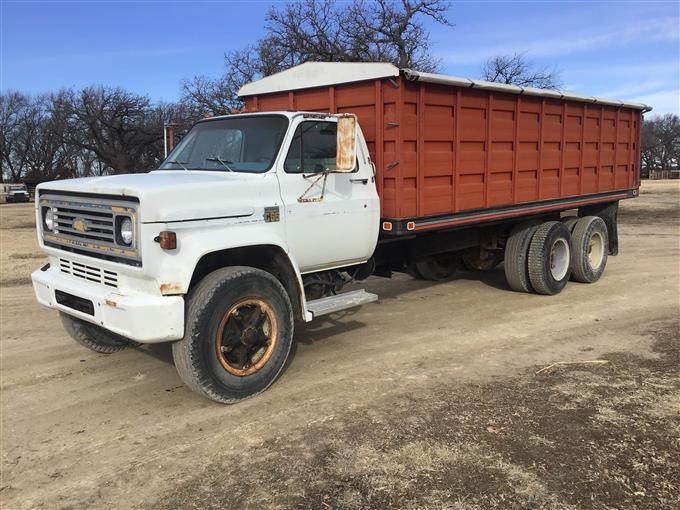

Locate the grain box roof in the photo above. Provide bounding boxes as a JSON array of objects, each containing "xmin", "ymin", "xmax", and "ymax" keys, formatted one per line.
[{"xmin": 238, "ymin": 62, "xmax": 651, "ymax": 112}]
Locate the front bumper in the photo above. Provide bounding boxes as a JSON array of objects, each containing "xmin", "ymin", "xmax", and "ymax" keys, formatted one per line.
[
  {"xmin": 32, "ymin": 265, "xmax": 184, "ymax": 343},
  {"xmin": 7, "ymin": 194, "xmax": 30, "ymax": 202}
]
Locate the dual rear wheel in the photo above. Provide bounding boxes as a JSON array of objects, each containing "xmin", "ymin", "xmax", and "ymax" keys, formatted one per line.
[{"xmin": 504, "ymin": 216, "xmax": 609, "ymax": 295}]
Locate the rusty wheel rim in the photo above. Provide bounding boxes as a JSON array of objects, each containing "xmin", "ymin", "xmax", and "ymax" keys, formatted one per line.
[{"xmin": 215, "ymin": 298, "xmax": 278, "ymax": 377}]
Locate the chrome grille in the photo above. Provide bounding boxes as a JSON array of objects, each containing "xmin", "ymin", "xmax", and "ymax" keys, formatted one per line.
[
  {"xmin": 39, "ymin": 192, "xmax": 140, "ymax": 266},
  {"xmin": 59, "ymin": 258, "xmax": 119, "ymax": 288},
  {"xmin": 54, "ymin": 206, "xmax": 115, "ymax": 244}
]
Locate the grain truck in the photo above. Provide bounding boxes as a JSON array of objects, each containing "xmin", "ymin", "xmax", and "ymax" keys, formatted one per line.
[{"xmin": 31, "ymin": 62, "xmax": 650, "ymax": 403}]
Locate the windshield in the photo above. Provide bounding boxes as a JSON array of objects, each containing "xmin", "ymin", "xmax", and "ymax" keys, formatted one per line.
[
  {"xmin": 9, "ymin": 185, "xmax": 26, "ymax": 191},
  {"xmin": 160, "ymin": 115, "xmax": 289, "ymax": 173}
]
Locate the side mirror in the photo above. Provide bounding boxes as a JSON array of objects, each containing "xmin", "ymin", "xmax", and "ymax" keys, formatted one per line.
[{"xmin": 335, "ymin": 114, "xmax": 357, "ymax": 172}]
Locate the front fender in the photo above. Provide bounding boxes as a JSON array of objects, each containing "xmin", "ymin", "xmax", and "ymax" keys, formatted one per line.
[{"xmin": 141, "ymin": 217, "xmax": 306, "ymax": 310}]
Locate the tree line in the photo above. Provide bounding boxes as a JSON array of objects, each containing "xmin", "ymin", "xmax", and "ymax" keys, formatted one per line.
[
  {"xmin": 5, "ymin": 0, "xmax": 673, "ymax": 183},
  {"xmin": 0, "ymin": 88, "xmax": 194, "ymax": 182},
  {"xmin": 641, "ymin": 114, "xmax": 680, "ymax": 177}
]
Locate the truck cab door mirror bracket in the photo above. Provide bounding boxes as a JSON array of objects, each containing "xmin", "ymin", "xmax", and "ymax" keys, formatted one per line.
[{"xmin": 298, "ymin": 171, "xmax": 329, "ymax": 203}]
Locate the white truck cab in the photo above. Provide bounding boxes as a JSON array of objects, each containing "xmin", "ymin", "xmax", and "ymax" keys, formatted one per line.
[{"xmin": 32, "ymin": 112, "xmax": 380, "ymax": 402}]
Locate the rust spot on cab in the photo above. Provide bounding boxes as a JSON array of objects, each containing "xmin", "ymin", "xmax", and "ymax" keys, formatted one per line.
[
  {"xmin": 160, "ymin": 283, "xmax": 182, "ymax": 294},
  {"xmin": 104, "ymin": 298, "xmax": 118, "ymax": 307}
]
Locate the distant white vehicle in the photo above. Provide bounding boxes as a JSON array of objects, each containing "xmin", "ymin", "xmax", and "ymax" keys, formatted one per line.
[{"xmin": 2, "ymin": 183, "xmax": 30, "ymax": 203}]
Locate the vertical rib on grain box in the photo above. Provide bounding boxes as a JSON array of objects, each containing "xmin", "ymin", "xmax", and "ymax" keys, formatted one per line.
[{"xmin": 239, "ymin": 62, "xmax": 650, "ymax": 235}]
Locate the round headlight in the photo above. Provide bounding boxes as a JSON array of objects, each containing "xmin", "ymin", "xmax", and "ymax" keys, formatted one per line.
[
  {"xmin": 120, "ymin": 217, "xmax": 133, "ymax": 245},
  {"xmin": 44, "ymin": 208, "xmax": 55, "ymax": 231}
]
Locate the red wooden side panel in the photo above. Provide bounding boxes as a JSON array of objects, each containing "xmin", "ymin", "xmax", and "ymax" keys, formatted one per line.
[
  {"xmin": 488, "ymin": 95, "xmax": 515, "ymax": 207},
  {"xmin": 516, "ymin": 97, "xmax": 541, "ymax": 204},
  {"xmin": 420, "ymin": 84, "xmax": 455, "ymax": 216},
  {"xmin": 243, "ymin": 76, "xmax": 642, "ymax": 221}
]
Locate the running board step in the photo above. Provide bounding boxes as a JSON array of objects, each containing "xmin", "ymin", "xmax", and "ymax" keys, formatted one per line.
[{"xmin": 306, "ymin": 289, "xmax": 378, "ymax": 318}]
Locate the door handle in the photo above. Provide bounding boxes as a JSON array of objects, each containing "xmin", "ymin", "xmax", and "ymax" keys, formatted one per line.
[{"xmin": 350, "ymin": 178, "xmax": 369, "ymax": 184}]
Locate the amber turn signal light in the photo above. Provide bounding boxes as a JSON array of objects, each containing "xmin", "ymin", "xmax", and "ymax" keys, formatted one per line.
[{"xmin": 154, "ymin": 231, "xmax": 177, "ymax": 250}]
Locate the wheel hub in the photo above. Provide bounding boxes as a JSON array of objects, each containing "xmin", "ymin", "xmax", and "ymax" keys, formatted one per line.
[
  {"xmin": 549, "ymin": 239, "xmax": 570, "ymax": 280},
  {"xmin": 215, "ymin": 299, "xmax": 278, "ymax": 377},
  {"xmin": 588, "ymin": 232, "xmax": 605, "ymax": 269},
  {"xmin": 241, "ymin": 327, "xmax": 259, "ymax": 346}
]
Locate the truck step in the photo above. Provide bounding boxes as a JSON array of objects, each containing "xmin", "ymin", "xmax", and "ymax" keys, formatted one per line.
[{"xmin": 306, "ymin": 289, "xmax": 378, "ymax": 318}]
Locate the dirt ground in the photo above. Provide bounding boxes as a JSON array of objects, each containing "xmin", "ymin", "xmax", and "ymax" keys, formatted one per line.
[{"xmin": 1, "ymin": 181, "xmax": 678, "ymax": 509}]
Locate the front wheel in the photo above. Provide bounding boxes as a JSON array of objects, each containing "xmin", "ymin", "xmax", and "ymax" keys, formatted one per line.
[
  {"xmin": 172, "ymin": 266, "xmax": 294, "ymax": 404},
  {"xmin": 60, "ymin": 312, "xmax": 129, "ymax": 353}
]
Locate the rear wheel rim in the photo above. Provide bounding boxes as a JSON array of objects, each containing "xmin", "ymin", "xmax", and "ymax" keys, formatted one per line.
[
  {"xmin": 215, "ymin": 298, "xmax": 278, "ymax": 377},
  {"xmin": 550, "ymin": 238, "xmax": 570, "ymax": 280},
  {"xmin": 588, "ymin": 231, "xmax": 605, "ymax": 270}
]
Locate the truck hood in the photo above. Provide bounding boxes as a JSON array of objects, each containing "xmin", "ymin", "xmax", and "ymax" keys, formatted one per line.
[{"xmin": 37, "ymin": 170, "xmax": 275, "ymax": 223}]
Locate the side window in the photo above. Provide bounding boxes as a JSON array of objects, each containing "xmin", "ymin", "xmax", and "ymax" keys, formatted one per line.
[{"xmin": 284, "ymin": 121, "xmax": 338, "ymax": 174}]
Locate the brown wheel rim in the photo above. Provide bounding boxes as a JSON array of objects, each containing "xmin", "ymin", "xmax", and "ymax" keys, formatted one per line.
[{"xmin": 215, "ymin": 298, "xmax": 278, "ymax": 377}]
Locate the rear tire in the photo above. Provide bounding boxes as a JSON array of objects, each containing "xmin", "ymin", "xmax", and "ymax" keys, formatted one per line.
[
  {"xmin": 570, "ymin": 216, "xmax": 608, "ymax": 283},
  {"xmin": 561, "ymin": 216, "xmax": 579, "ymax": 233},
  {"xmin": 504, "ymin": 221, "xmax": 540, "ymax": 293},
  {"xmin": 528, "ymin": 221, "xmax": 572, "ymax": 295},
  {"xmin": 60, "ymin": 312, "xmax": 129, "ymax": 354},
  {"xmin": 172, "ymin": 266, "xmax": 294, "ymax": 404},
  {"xmin": 410, "ymin": 253, "xmax": 459, "ymax": 281}
]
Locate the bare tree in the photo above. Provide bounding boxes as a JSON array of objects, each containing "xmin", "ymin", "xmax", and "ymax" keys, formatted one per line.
[
  {"xmin": 0, "ymin": 92, "xmax": 77, "ymax": 182},
  {"xmin": 641, "ymin": 114, "xmax": 680, "ymax": 178},
  {"xmin": 23, "ymin": 95, "xmax": 81, "ymax": 180},
  {"xmin": 180, "ymin": 45, "xmax": 266, "ymax": 117},
  {"xmin": 1, "ymin": 88, "xmax": 194, "ymax": 182},
  {"xmin": 349, "ymin": 0, "xmax": 451, "ymax": 70},
  {"xmin": 0, "ymin": 91, "xmax": 31, "ymax": 182},
  {"xmin": 482, "ymin": 52, "xmax": 562, "ymax": 90},
  {"xmin": 181, "ymin": 0, "xmax": 453, "ymax": 115},
  {"xmin": 52, "ymin": 87, "xmax": 166, "ymax": 174}
]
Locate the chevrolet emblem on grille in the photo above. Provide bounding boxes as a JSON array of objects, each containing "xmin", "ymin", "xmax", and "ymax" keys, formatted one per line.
[{"xmin": 72, "ymin": 217, "xmax": 89, "ymax": 232}]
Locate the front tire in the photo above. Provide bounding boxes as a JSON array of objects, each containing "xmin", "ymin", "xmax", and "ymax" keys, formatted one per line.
[
  {"xmin": 172, "ymin": 266, "xmax": 294, "ymax": 404},
  {"xmin": 60, "ymin": 312, "xmax": 129, "ymax": 354}
]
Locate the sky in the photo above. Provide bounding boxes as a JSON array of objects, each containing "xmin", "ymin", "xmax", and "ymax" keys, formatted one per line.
[{"xmin": 1, "ymin": 0, "xmax": 678, "ymax": 115}]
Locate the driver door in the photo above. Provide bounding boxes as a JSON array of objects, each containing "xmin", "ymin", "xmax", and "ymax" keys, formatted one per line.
[{"xmin": 277, "ymin": 118, "xmax": 379, "ymax": 273}]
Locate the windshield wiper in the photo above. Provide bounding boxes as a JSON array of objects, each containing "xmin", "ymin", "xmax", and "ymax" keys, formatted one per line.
[
  {"xmin": 206, "ymin": 156, "xmax": 234, "ymax": 172},
  {"xmin": 165, "ymin": 160, "xmax": 189, "ymax": 171}
]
